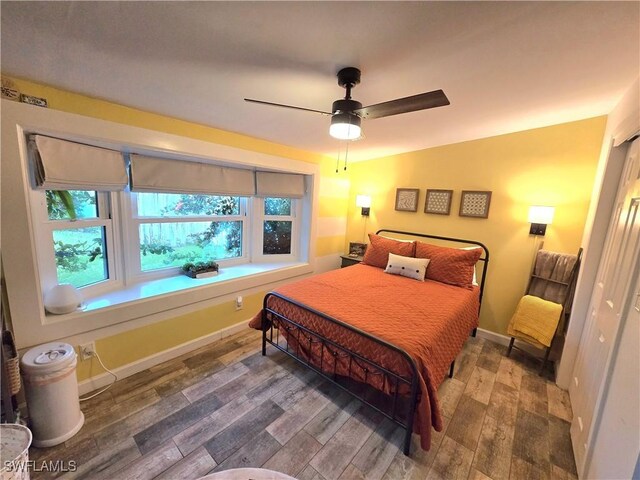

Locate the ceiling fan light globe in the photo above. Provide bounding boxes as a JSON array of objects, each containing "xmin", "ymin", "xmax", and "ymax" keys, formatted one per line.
[{"xmin": 329, "ymin": 113, "xmax": 362, "ymax": 140}]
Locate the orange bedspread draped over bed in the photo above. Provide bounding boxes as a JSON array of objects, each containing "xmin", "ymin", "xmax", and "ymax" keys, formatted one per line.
[{"xmin": 249, "ymin": 263, "xmax": 480, "ymax": 450}]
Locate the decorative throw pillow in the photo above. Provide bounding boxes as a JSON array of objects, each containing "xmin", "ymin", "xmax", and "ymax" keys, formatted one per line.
[
  {"xmin": 415, "ymin": 242, "xmax": 482, "ymax": 287},
  {"xmin": 362, "ymin": 234, "xmax": 416, "ymax": 268},
  {"xmin": 384, "ymin": 253, "xmax": 430, "ymax": 281},
  {"xmin": 460, "ymin": 246, "xmax": 482, "ymax": 285}
]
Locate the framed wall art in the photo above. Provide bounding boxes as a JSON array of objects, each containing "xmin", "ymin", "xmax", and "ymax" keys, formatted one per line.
[
  {"xmin": 459, "ymin": 190, "xmax": 492, "ymax": 218},
  {"xmin": 395, "ymin": 188, "xmax": 420, "ymax": 212},
  {"xmin": 348, "ymin": 242, "xmax": 367, "ymax": 257},
  {"xmin": 424, "ymin": 189, "xmax": 453, "ymax": 215}
]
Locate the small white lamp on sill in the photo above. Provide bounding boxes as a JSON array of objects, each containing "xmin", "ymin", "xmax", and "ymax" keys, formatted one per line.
[
  {"xmin": 528, "ymin": 206, "xmax": 555, "ymax": 236},
  {"xmin": 43, "ymin": 284, "xmax": 83, "ymax": 315}
]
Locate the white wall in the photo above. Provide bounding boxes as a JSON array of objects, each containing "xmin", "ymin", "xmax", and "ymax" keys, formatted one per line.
[{"xmin": 557, "ymin": 78, "xmax": 640, "ymax": 389}]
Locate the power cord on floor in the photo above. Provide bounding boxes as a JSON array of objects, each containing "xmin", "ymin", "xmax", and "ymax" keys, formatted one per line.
[{"xmin": 79, "ymin": 351, "xmax": 118, "ymax": 402}]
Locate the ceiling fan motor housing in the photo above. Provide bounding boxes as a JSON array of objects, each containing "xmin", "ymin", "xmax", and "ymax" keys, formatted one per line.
[{"xmin": 332, "ymin": 99, "xmax": 362, "ymax": 115}]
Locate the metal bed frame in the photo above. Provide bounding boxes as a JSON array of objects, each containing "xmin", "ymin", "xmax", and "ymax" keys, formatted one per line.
[{"xmin": 261, "ymin": 230, "xmax": 489, "ymax": 455}]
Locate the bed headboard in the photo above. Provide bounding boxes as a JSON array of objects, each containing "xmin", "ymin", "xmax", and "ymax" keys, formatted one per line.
[{"xmin": 376, "ymin": 229, "xmax": 490, "ymax": 305}]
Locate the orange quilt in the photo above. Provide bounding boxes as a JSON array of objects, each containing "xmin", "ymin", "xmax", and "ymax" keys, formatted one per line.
[{"xmin": 249, "ymin": 263, "xmax": 480, "ymax": 450}]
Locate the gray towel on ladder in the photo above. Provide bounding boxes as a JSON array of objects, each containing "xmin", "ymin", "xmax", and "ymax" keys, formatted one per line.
[{"xmin": 528, "ymin": 250, "xmax": 578, "ymax": 307}]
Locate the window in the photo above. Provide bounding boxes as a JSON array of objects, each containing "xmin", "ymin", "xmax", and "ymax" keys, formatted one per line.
[
  {"xmin": 37, "ymin": 190, "xmax": 117, "ymax": 295},
  {"xmin": 262, "ymin": 197, "xmax": 295, "ymax": 256},
  {"xmin": 29, "ymin": 144, "xmax": 308, "ymax": 305},
  {"xmin": 130, "ymin": 193, "xmax": 247, "ymax": 275}
]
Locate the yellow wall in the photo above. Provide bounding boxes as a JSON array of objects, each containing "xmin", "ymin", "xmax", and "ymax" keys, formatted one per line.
[
  {"xmin": 76, "ymin": 292, "xmax": 265, "ymax": 381},
  {"xmin": 345, "ymin": 117, "xmax": 606, "ymax": 334},
  {"xmin": 3, "ymin": 75, "xmax": 349, "ymax": 261},
  {"xmin": 3, "ymin": 75, "xmax": 349, "ymax": 380}
]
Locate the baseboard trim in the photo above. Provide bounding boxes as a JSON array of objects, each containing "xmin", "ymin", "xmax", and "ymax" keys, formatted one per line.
[
  {"xmin": 78, "ymin": 323, "xmax": 544, "ymax": 395},
  {"xmin": 476, "ymin": 327, "xmax": 545, "ymax": 358},
  {"xmin": 78, "ymin": 319, "xmax": 251, "ymax": 395}
]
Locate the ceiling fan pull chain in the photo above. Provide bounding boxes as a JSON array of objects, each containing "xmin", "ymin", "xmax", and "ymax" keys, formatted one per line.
[
  {"xmin": 344, "ymin": 140, "xmax": 349, "ymax": 171},
  {"xmin": 335, "ymin": 147, "xmax": 341, "ymax": 173}
]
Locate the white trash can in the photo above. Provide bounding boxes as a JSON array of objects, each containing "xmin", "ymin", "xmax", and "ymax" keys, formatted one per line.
[{"xmin": 20, "ymin": 343, "xmax": 84, "ymax": 447}]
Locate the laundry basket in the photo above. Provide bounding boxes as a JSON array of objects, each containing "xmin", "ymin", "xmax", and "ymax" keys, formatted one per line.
[
  {"xmin": 0, "ymin": 424, "xmax": 32, "ymax": 480},
  {"xmin": 2, "ymin": 330, "xmax": 21, "ymax": 395}
]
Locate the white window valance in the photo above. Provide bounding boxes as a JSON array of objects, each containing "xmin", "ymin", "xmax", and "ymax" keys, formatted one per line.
[
  {"xmin": 129, "ymin": 154, "xmax": 256, "ymax": 196},
  {"xmin": 256, "ymin": 171, "xmax": 305, "ymax": 198},
  {"xmin": 30, "ymin": 135, "xmax": 128, "ymax": 191}
]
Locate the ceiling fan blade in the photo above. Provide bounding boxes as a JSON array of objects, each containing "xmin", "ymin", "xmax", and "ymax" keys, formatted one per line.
[
  {"xmin": 244, "ymin": 98, "xmax": 331, "ymax": 116},
  {"xmin": 355, "ymin": 89, "xmax": 450, "ymax": 120}
]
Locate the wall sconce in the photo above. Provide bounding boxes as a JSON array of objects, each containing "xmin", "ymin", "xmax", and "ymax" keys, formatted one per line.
[
  {"xmin": 356, "ymin": 195, "xmax": 371, "ymax": 216},
  {"xmin": 528, "ymin": 206, "xmax": 555, "ymax": 236}
]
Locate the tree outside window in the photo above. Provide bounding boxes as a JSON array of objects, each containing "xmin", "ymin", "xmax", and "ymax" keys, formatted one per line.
[
  {"xmin": 263, "ymin": 198, "xmax": 293, "ymax": 255},
  {"xmin": 137, "ymin": 193, "xmax": 243, "ymax": 271},
  {"xmin": 46, "ymin": 190, "xmax": 109, "ymax": 288}
]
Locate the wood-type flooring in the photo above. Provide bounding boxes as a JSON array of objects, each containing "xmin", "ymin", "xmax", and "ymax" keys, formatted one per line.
[{"xmin": 29, "ymin": 329, "xmax": 577, "ymax": 480}]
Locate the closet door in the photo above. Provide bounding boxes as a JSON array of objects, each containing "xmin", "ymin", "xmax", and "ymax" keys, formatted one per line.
[
  {"xmin": 586, "ymin": 268, "xmax": 639, "ymax": 478},
  {"xmin": 569, "ymin": 138, "xmax": 639, "ymax": 475}
]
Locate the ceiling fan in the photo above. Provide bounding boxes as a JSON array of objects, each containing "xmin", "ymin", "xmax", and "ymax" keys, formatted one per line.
[{"xmin": 245, "ymin": 67, "xmax": 450, "ymax": 140}]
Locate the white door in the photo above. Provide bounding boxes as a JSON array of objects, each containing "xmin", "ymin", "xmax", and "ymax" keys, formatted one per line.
[
  {"xmin": 570, "ymin": 138, "xmax": 639, "ymax": 476},
  {"xmin": 586, "ymin": 267, "xmax": 640, "ymax": 479}
]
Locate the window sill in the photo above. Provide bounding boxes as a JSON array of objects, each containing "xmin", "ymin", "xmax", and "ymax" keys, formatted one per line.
[{"xmin": 42, "ymin": 261, "xmax": 312, "ymax": 332}]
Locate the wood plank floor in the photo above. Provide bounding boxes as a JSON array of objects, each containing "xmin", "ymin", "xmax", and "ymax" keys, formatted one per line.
[{"xmin": 29, "ymin": 329, "xmax": 577, "ymax": 480}]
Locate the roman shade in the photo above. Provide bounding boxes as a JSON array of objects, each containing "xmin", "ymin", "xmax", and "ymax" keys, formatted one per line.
[
  {"xmin": 129, "ymin": 154, "xmax": 256, "ymax": 196},
  {"xmin": 30, "ymin": 135, "xmax": 128, "ymax": 191},
  {"xmin": 256, "ymin": 171, "xmax": 305, "ymax": 198}
]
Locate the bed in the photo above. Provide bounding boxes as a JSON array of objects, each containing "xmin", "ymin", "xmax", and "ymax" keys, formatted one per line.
[{"xmin": 249, "ymin": 230, "xmax": 489, "ymax": 455}]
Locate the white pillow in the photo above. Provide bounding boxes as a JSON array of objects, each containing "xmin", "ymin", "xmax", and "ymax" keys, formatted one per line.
[{"xmin": 384, "ymin": 253, "xmax": 430, "ymax": 281}]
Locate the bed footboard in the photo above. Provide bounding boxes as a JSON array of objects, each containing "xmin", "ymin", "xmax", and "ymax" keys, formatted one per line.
[{"xmin": 262, "ymin": 292, "xmax": 420, "ymax": 456}]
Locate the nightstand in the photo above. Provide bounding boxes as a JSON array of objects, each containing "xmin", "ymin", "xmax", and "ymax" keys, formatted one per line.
[{"xmin": 340, "ymin": 255, "xmax": 364, "ymax": 268}]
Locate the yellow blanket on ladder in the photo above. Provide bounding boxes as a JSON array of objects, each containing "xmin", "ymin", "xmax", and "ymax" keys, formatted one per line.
[{"xmin": 507, "ymin": 295, "xmax": 562, "ymax": 348}]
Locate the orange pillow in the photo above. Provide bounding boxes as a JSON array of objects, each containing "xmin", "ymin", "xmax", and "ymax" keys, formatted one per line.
[
  {"xmin": 415, "ymin": 242, "xmax": 482, "ymax": 287},
  {"xmin": 362, "ymin": 234, "xmax": 416, "ymax": 269}
]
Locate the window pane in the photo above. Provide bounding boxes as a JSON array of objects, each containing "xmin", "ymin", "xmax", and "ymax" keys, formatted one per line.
[
  {"xmin": 263, "ymin": 221, "xmax": 292, "ymax": 255},
  {"xmin": 47, "ymin": 190, "xmax": 98, "ymax": 220},
  {"xmin": 137, "ymin": 193, "xmax": 240, "ymax": 217},
  {"xmin": 264, "ymin": 198, "xmax": 291, "ymax": 216},
  {"xmin": 139, "ymin": 221, "xmax": 242, "ymax": 271},
  {"xmin": 53, "ymin": 227, "xmax": 108, "ymax": 287}
]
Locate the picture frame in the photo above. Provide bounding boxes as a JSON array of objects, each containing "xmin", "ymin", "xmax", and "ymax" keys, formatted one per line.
[
  {"xmin": 20, "ymin": 94, "xmax": 48, "ymax": 108},
  {"xmin": 459, "ymin": 190, "xmax": 492, "ymax": 218},
  {"xmin": 395, "ymin": 188, "xmax": 420, "ymax": 212},
  {"xmin": 424, "ymin": 189, "xmax": 453, "ymax": 215},
  {"xmin": 348, "ymin": 242, "xmax": 367, "ymax": 258}
]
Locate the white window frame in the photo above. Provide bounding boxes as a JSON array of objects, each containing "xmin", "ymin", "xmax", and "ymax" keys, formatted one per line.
[
  {"xmin": 30, "ymin": 189, "xmax": 122, "ymax": 298},
  {"xmin": 122, "ymin": 192, "xmax": 250, "ymax": 282},
  {"xmin": 253, "ymin": 197, "xmax": 301, "ymax": 262},
  {"xmin": 3, "ymin": 104, "xmax": 319, "ymax": 348}
]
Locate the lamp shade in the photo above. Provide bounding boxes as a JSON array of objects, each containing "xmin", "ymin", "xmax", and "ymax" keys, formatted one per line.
[
  {"xmin": 329, "ymin": 113, "xmax": 361, "ymax": 140},
  {"xmin": 356, "ymin": 195, "xmax": 371, "ymax": 208},
  {"xmin": 528, "ymin": 206, "xmax": 555, "ymax": 225}
]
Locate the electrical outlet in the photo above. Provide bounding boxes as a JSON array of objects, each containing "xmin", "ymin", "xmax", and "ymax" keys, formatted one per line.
[
  {"xmin": 79, "ymin": 342, "xmax": 96, "ymax": 361},
  {"xmin": 235, "ymin": 296, "xmax": 243, "ymax": 310}
]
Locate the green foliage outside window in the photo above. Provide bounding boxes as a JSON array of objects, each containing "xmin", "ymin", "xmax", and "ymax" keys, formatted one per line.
[
  {"xmin": 264, "ymin": 197, "xmax": 291, "ymax": 216},
  {"xmin": 46, "ymin": 191, "xmax": 107, "ymax": 286},
  {"xmin": 169, "ymin": 194, "xmax": 241, "ymax": 257}
]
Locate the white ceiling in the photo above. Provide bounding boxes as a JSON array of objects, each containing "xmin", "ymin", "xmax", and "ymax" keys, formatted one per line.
[{"xmin": 1, "ymin": 2, "xmax": 638, "ymax": 161}]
